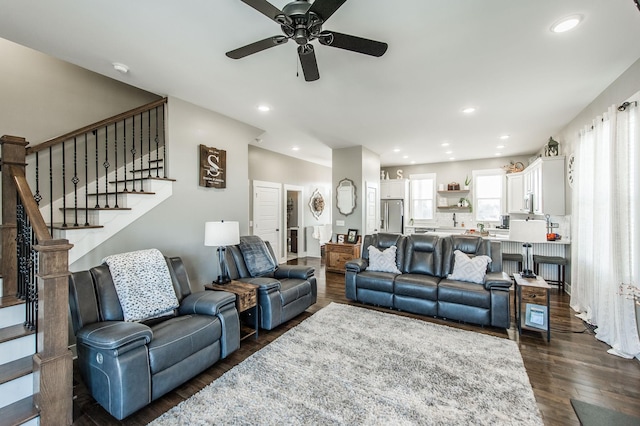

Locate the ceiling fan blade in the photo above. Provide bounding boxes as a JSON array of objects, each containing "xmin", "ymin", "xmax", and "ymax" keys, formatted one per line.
[
  {"xmin": 309, "ymin": 0, "xmax": 348, "ymax": 21},
  {"xmin": 319, "ymin": 31, "xmax": 388, "ymax": 57},
  {"xmin": 226, "ymin": 36, "xmax": 288, "ymax": 59},
  {"xmin": 298, "ymin": 45, "xmax": 320, "ymax": 82},
  {"xmin": 240, "ymin": 0, "xmax": 284, "ymax": 22}
]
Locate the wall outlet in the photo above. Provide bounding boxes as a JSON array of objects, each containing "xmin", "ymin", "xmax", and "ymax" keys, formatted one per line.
[{"xmin": 336, "ymin": 220, "xmax": 345, "ymax": 226}]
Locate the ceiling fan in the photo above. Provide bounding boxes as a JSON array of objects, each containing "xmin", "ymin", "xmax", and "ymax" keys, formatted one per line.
[{"xmin": 226, "ymin": 0, "xmax": 388, "ymax": 81}]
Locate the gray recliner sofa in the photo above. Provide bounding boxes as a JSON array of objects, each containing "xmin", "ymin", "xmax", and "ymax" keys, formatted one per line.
[
  {"xmin": 225, "ymin": 237, "xmax": 317, "ymax": 330},
  {"xmin": 345, "ymin": 233, "xmax": 512, "ymax": 328},
  {"xmin": 68, "ymin": 256, "xmax": 240, "ymax": 420}
]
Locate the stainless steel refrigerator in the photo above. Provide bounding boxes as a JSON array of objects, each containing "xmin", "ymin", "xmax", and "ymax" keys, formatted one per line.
[{"xmin": 380, "ymin": 199, "xmax": 404, "ymax": 233}]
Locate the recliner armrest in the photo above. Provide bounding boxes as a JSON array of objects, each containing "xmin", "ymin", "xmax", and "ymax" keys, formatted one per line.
[
  {"xmin": 484, "ymin": 271, "xmax": 512, "ymax": 290},
  {"xmin": 274, "ymin": 265, "xmax": 314, "ymax": 280},
  {"xmin": 238, "ymin": 277, "xmax": 281, "ymax": 291},
  {"xmin": 345, "ymin": 258, "xmax": 368, "ymax": 273},
  {"xmin": 76, "ymin": 321, "xmax": 152, "ymax": 354},
  {"xmin": 179, "ymin": 290, "xmax": 237, "ymax": 316}
]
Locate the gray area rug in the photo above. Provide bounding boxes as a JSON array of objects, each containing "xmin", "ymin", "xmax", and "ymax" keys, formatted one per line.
[{"xmin": 150, "ymin": 303, "xmax": 543, "ymax": 425}]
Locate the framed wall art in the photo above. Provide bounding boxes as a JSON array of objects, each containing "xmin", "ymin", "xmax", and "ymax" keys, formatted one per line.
[{"xmin": 199, "ymin": 144, "xmax": 226, "ymax": 188}]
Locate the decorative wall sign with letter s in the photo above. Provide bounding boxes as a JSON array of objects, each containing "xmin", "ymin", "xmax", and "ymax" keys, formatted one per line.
[{"xmin": 199, "ymin": 144, "xmax": 226, "ymax": 188}]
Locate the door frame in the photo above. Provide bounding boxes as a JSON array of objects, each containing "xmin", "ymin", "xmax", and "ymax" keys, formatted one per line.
[{"xmin": 284, "ymin": 184, "xmax": 304, "ymax": 260}]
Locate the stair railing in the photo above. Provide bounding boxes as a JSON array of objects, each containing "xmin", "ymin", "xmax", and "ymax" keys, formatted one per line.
[
  {"xmin": 1, "ymin": 135, "xmax": 73, "ymax": 425},
  {"xmin": 25, "ymin": 98, "xmax": 167, "ymax": 233}
]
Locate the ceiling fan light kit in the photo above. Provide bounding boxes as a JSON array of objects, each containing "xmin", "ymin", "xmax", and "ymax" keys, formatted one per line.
[{"xmin": 227, "ymin": 0, "xmax": 388, "ymax": 81}]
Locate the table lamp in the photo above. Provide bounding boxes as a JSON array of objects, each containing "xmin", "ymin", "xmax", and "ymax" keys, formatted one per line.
[
  {"xmin": 509, "ymin": 219, "xmax": 547, "ymax": 278},
  {"xmin": 204, "ymin": 221, "xmax": 240, "ymax": 284}
]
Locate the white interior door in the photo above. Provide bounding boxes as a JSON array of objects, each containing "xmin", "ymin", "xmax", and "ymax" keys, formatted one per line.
[
  {"xmin": 253, "ymin": 180, "xmax": 282, "ymax": 262},
  {"xmin": 365, "ymin": 181, "xmax": 379, "ymax": 235}
]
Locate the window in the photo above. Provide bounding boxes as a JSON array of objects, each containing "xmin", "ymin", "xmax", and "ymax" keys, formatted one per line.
[
  {"xmin": 409, "ymin": 173, "xmax": 436, "ymax": 221},
  {"xmin": 473, "ymin": 169, "xmax": 505, "ymax": 222}
]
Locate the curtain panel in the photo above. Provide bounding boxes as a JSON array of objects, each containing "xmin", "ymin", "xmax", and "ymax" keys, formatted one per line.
[{"xmin": 570, "ymin": 101, "xmax": 639, "ymax": 360}]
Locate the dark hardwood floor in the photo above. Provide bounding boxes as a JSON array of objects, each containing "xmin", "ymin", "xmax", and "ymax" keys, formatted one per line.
[{"xmin": 72, "ymin": 257, "xmax": 640, "ymax": 425}]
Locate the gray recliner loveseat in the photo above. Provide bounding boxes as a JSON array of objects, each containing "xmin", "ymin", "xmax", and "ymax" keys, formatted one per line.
[
  {"xmin": 345, "ymin": 233, "xmax": 512, "ymax": 328},
  {"xmin": 68, "ymin": 254, "xmax": 240, "ymax": 420}
]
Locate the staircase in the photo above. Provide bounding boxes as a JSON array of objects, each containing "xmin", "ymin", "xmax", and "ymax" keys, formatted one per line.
[
  {"xmin": 0, "ymin": 289, "xmax": 39, "ymax": 426},
  {"xmin": 0, "ymin": 98, "xmax": 172, "ymax": 425}
]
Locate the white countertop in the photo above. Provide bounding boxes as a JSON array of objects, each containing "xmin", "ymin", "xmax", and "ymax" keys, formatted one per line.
[{"xmin": 406, "ymin": 228, "xmax": 570, "ymax": 244}]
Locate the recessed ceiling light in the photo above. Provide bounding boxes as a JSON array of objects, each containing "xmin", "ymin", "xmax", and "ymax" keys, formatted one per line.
[
  {"xmin": 496, "ymin": 145, "xmax": 505, "ymax": 149},
  {"xmin": 292, "ymin": 146, "xmax": 299, "ymax": 151},
  {"xmin": 551, "ymin": 15, "xmax": 582, "ymax": 33},
  {"xmin": 112, "ymin": 62, "xmax": 129, "ymax": 74},
  {"xmin": 393, "ymin": 148, "xmax": 401, "ymax": 153},
  {"xmin": 411, "ymin": 161, "xmax": 416, "ymax": 164},
  {"xmin": 449, "ymin": 157, "xmax": 456, "ymax": 161},
  {"xmin": 445, "ymin": 150, "xmax": 453, "ymax": 154},
  {"xmin": 462, "ymin": 107, "xmax": 476, "ymax": 114},
  {"xmin": 403, "ymin": 155, "xmax": 409, "ymax": 159},
  {"xmin": 441, "ymin": 142, "xmax": 450, "ymax": 147},
  {"xmin": 257, "ymin": 105, "xmax": 271, "ymax": 112},
  {"xmin": 495, "ymin": 153, "xmax": 502, "ymax": 156},
  {"xmin": 499, "ymin": 135, "xmax": 510, "ymax": 140}
]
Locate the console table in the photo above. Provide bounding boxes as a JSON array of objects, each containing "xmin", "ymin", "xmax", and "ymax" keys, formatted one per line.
[
  {"xmin": 325, "ymin": 242, "xmax": 361, "ymax": 274},
  {"xmin": 205, "ymin": 280, "xmax": 258, "ymax": 341}
]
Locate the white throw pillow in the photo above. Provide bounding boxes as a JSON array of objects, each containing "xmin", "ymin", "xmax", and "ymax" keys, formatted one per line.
[
  {"xmin": 447, "ymin": 250, "xmax": 492, "ymax": 284},
  {"xmin": 367, "ymin": 245, "xmax": 402, "ymax": 274}
]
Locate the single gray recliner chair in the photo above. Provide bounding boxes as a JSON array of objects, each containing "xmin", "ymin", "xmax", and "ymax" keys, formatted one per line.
[{"xmin": 225, "ymin": 235, "xmax": 317, "ymax": 330}]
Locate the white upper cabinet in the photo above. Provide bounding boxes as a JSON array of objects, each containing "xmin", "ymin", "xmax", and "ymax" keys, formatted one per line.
[
  {"xmin": 380, "ymin": 179, "xmax": 409, "ymax": 199},
  {"xmin": 506, "ymin": 157, "xmax": 565, "ymax": 215}
]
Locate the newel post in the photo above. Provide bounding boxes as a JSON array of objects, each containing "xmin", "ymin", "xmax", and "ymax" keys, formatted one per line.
[
  {"xmin": 33, "ymin": 238, "xmax": 74, "ymax": 425},
  {"xmin": 1, "ymin": 135, "xmax": 28, "ymax": 297}
]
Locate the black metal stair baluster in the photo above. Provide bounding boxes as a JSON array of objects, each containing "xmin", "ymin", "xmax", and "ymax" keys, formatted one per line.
[
  {"xmin": 34, "ymin": 152, "xmax": 42, "ymax": 206},
  {"xmin": 62, "ymin": 141, "xmax": 67, "ymax": 228},
  {"xmin": 139, "ymin": 112, "xmax": 144, "ymax": 191},
  {"xmin": 147, "ymin": 110, "xmax": 152, "ymax": 178},
  {"xmin": 155, "ymin": 106, "xmax": 160, "ymax": 177},
  {"xmin": 94, "ymin": 130, "xmax": 100, "ymax": 208},
  {"xmin": 104, "ymin": 125, "xmax": 110, "ymax": 208},
  {"xmin": 114, "ymin": 122, "xmax": 119, "ymax": 208},
  {"xmin": 162, "ymin": 103, "xmax": 167, "ymax": 178},
  {"xmin": 131, "ymin": 115, "xmax": 137, "ymax": 192},
  {"xmin": 28, "ymin": 217, "xmax": 38, "ymax": 333},
  {"xmin": 72, "ymin": 136, "xmax": 79, "ymax": 226},
  {"xmin": 84, "ymin": 133, "xmax": 89, "ymax": 226},
  {"xmin": 123, "ymin": 118, "xmax": 128, "ymax": 192},
  {"xmin": 16, "ymin": 196, "xmax": 26, "ymax": 299},
  {"xmin": 49, "ymin": 146, "xmax": 54, "ymax": 235}
]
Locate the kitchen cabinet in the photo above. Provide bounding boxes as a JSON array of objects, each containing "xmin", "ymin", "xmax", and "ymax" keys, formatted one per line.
[
  {"xmin": 380, "ymin": 179, "xmax": 409, "ymax": 199},
  {"xmin": 506, "ymin": 157, "xmax": 565, "ymax": 215},
  {"xmin": 506, "ymin": 173, "xmax": 524, "ymax": 213}
]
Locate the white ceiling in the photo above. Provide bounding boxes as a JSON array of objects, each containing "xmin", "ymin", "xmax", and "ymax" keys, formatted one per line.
[{"xmin": 1, "ymin": 0, "xmax": 640, "ymax": 167}]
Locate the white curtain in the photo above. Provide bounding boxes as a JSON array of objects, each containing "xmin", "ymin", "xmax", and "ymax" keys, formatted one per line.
[{"xmin": 570, "ymin": 100, "xmax": 640, "ymax": 359}]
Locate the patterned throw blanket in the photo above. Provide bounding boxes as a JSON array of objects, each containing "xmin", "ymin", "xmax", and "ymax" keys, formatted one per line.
[
  {"xmin": 239, "ymin": 235, "xmax": 277, "ymax": 277},
  {"xmin": 103, "ymin": 248, "xmax": 179, "ymax": 322}
]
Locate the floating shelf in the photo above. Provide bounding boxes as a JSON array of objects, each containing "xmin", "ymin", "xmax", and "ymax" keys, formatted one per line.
[
  {"xmin": 437, "ymin": 190, "xmax": 469, "ymax": 194},
  {"xmin": 437, "ymin": 206, "xmax": 471, "ymax": 211}
]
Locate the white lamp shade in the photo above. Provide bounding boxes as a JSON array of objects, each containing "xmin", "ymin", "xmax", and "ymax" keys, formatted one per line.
[
  {"xmin": 204, "ymin": 221, "xmax": 240, "ymax": 246},
  {"xmin": 509, "ymin": 220, "xmax": 547, "ymax": 243}
]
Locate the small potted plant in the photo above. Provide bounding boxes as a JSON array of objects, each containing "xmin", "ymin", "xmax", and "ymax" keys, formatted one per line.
[{"xmin": 464, "ymin": 176, "xmax": 471, "ymax": 190}]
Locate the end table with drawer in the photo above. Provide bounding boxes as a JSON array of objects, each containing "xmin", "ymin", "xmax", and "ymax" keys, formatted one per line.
[
  {"xmin": 513, "ymin": 273, "xmax": 551, "ymax": 342},
  {"xmin": 205, "ymin": 280, "xmax": 259, "ymax": 341},
  {"xmin": 325, "ymin": 241, "xmax": 361, "ymax": 274}
]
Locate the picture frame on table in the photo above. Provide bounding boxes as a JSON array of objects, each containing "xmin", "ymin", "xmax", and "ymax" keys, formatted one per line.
[{"xmin": 346, "ymin": 229, "xmax": 358, "ymax": 244}]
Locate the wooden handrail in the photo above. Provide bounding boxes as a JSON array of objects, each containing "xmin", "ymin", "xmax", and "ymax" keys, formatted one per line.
[
  {"xmin": 26, "ymin": 97, "xmax": 167, "ymax": 155},
  {"xmin": 10, "ymin": 164, "xmax": 52, "ymax": 242}
]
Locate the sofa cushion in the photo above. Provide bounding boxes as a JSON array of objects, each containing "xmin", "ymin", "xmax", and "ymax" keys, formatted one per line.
[
  {"xmin": 355, "ymin": 271, "xmax": 396, "ymax": 293},
  {"xmin": 447, "ymin": 250, "xmax": 492, "ymax": 284},
  {"xmin": 367, "ymin": 245, "xmax": 402, "ymax": 274},
  {"xmin": 394, "ymin": 274, "xmax": 439, "ymax": 301},
  {"xmin": 148, "ymin": 315, "xmax": 221, "ymax": 374},
  {"xmin": 279, "ymin": 279, "xmax": 312, "ymax": 306},
  {"xmin": 438, "ymin": 279, "xmax": 491, "ymax": 309}
]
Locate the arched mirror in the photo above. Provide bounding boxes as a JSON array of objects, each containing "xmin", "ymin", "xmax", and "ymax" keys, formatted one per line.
[{"xmin": 336, "ymin": 178, "xmax": 356, "ymax": 216}]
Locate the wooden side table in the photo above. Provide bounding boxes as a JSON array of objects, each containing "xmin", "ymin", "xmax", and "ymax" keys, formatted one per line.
[
  {"xmin": 325, "ymin": 242, "xmax": 361, "ymax": 274},
  {"xmin": 205, "ymin": 280, "xmax": 259, "ymax": 341},
  {"xmin": 514, "ymin": 273, "xmax": 551, "ymax": 342}
]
